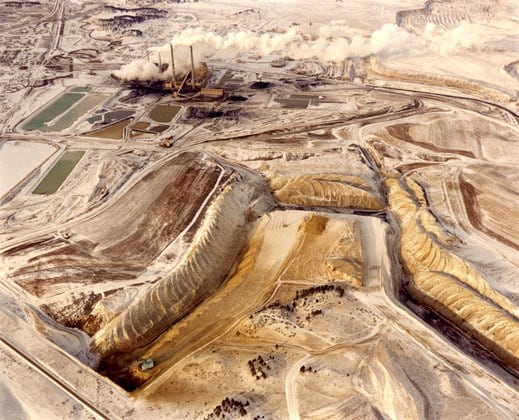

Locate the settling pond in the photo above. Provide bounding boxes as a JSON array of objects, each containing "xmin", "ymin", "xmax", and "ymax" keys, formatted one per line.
[
  {"xmin": 22, "ymin": 89, "xmax": 107, "ymax": 132},
  {"xmin": 33, "ymin": 151, "xmax": 85, "ymax": 194},
  {"xmin": 149, "ymin": 104, "xmax": 181, "ymax": 123}
]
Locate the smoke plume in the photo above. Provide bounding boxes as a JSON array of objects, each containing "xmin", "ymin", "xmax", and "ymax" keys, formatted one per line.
[{"xmin": 112, "ymin": 20, "xmax": 515, "ymax": 82}]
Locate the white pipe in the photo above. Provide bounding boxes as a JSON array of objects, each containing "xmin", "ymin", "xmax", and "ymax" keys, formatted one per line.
[{"xmin": 170, "ymin": 44, "xmax": 177, "ymax": 84}]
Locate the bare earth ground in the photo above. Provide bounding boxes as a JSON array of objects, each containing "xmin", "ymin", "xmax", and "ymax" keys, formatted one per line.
[{"xmin": 0, "ymin": 0, "xmax": 519, "ymax": 419}]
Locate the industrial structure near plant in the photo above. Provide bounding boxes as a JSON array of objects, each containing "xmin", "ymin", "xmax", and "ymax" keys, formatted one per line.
[{"xmin": 113, "ymin": 44, "xmax": 223, "ymax": 99}]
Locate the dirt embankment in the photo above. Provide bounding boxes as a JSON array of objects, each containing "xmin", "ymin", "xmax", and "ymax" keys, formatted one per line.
[
  {"xmin": 386, "ymin": 174, "xmax": 519, "ymax": 372},
  {"xmin": 92, "ymin": 174, "xmax": 271, "ymax": 357},
  {"xmin": 269, "ymin": 173, "xmax": 383, "ymax": 211},
  {"xmin": 1, "ymin": 152, "xmax": 235, "ymax": 333}
]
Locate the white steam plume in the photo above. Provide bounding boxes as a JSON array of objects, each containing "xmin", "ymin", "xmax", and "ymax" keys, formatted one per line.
[
  {"xmin": 113, "ymin": 20, "xmax": 515, "ymax": 82},
  {"xmin": 113, "ymin": 44, "xmax": 205, "ymax": 82}
]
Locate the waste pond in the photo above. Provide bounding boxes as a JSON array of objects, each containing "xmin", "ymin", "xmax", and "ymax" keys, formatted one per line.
[
  {"xmin": 149, "ymin": 104, "xmax": 181, "ymax": 123},
  {"xmin": 22, "ymin": 93, "xmax": 85, "ymax": 131},
  {"xmin": 22, "ymin": 90, "xmax": 107, "ymax": 132},
  {"xmin": 32, "ymin": 150, "xmax": 85, "ymax": 194},
  {"xmin": 85, "ymin": 118, "xmax": 133, "ymax": 139}
]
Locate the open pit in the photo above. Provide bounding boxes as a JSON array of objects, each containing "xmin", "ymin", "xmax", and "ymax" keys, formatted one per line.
[
  {"xmin": 1, "ymin": 0, "xmax": 519, "ymax": 417},
  {"xmin": 98, "ymin": 209, "xmax": 378, "ymax": 391}
]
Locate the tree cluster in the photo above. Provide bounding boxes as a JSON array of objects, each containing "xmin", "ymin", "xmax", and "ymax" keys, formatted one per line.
[
  {"xmin": 295, "ymin": 284, "xmax": 345, "ymax": 300},
  {"xmin": 264, "ymin": 300, "xmax": 295, "ymax": 313},
  {"xmin": 247, "ymin": 355, "xmax": 272, "ymax": 380},
  {"xmin": 300, "ymin": 365, "xmax": 317, "ymax": 373},
  {"xmin": 206, "ymin": 397, "xmax": 250, "ymax": 418}
]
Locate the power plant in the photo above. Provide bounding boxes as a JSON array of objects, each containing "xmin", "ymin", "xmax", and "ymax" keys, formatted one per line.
[
  {"xmin": 158, "ymin": 44, "xmax": 224, "ymax": 98},
  {"xmin": 161, "ymin": 44, "xmax": 204, "ymax": 97},
  {"xmin": 111, "ymin": 44, "xmax": 213, "ymax": 98}
]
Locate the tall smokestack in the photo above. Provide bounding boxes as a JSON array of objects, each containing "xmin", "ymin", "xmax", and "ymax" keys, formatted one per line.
[
  {"xmin": 169, "ymin": 43, "xmax": 177, "ymax": 84},
  {"xmin": 158, "ymin": 52, "xmax": 162, "ymax": 73},
  {"xmin": 190, "ymin": 45, "xmax": 196, "ymax": 89}
]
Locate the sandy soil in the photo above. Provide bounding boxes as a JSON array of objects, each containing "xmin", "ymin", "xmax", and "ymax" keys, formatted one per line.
[
  {"xmin": 0, "ymin": 140, "xmax": 58, "ymax": 200},
  {"xmin": 0, "ymin": 0, "xmax": 518, "ymax": 418},
  {"xmin": 1, "ymin": 152, "xmax": 235, "ymax": 334}
]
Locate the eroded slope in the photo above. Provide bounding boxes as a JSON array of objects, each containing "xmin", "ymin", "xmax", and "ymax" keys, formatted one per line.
[
  {"xmin": 1, "ymin": 151, "xmax": 271, "ymax": 344},
  {"xmin": 93, "ymin": 177, "xmax": 270, "ymax": 356},
  {"xmin": 385, "ymin": 174, "xmax": 519, "ymax": 371}
]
